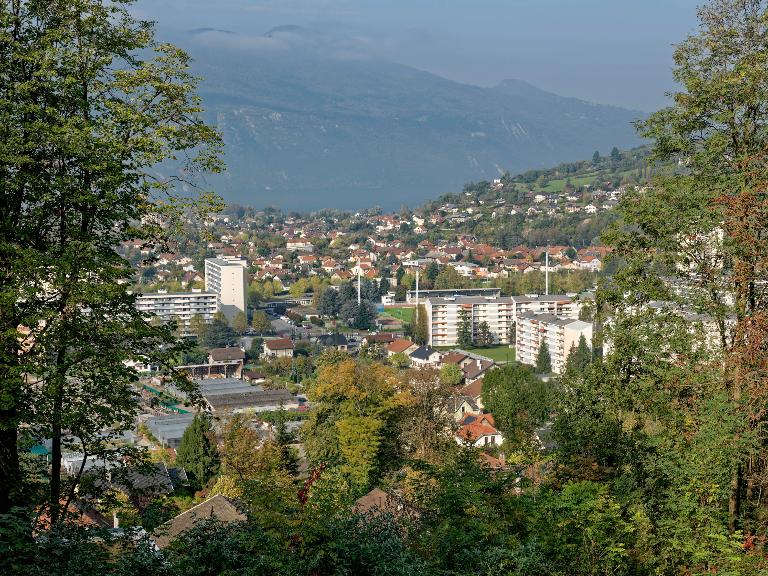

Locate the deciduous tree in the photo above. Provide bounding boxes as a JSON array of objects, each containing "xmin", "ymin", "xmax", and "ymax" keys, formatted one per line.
[{"xmin": 0, "ymin": 0, "xmax": 221, "ymax": 518}]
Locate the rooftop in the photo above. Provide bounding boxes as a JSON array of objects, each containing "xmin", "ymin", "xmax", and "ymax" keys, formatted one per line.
[
  {"xmin": 264, "ymin": 338, "xmax": 294, "ymax": 351},
  {"xmin": 518, "ymin": 313, "xmax": 590, "ymax": 329},
  {"xmin": 208, "ymin": 347, "xmax": 246, "ymax": 362},
  {"xmin": 153, "ymin": 494, "xmax": 246, "ymax": 548}
]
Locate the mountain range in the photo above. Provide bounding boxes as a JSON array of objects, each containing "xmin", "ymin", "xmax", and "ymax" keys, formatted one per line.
[{"xmin": 175, "ymin": 27, "xmax": 645, "ymax": 211}]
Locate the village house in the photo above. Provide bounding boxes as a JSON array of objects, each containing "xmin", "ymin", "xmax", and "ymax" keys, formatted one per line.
[
  {"xmin": 263, "ymin": 338, "xmax": 295, "ymax": 358},
  {"xmin": 455, "ymin": 413, "xmax": 504, "ymax": 447}
]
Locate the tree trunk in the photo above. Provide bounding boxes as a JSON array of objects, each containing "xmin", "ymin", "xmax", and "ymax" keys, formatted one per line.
[
  {"xmin": 0, "ymin": 414, "xmax": 21, "ymax": 514},
  {"xmin": 729, "ymin": 464, "xmax": 742, "ymax": 533}
]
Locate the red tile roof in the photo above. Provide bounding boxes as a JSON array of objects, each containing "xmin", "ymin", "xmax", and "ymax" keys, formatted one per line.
[
  {"xmin": 387, "ymin": 339, "xmax": 415, "ymax": 353},
  {"xmin": 265, "ymin": 338, "xmax": 294, "ymax": 351}
]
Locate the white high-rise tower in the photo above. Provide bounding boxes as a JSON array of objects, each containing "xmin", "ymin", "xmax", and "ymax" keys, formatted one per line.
[{"xmin": 205, "ymin": 256, "xmax": 248, "ymax": 323}]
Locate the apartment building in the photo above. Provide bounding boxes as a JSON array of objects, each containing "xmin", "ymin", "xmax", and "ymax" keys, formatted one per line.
[
  {"xmin": 509, "ymin": 294, "xmax": 579, "ymax": 323},
  {"xmin": 516, "ymin": 313, "xmax": 592, "ymax": 374},
  {"xmin": 425, "ymin": 296, "xmax": 515, "ymax": 347},
  {"xmin": 205, "ymin": 257, "xmax": 248, "ymax": 322},
  {"xmin": 136, "ymin": 290, "xmax": 218, "ymax": 337},
  {"xmin": 406, "ymin": 287, "xmax": 501, "ymax": 304}
]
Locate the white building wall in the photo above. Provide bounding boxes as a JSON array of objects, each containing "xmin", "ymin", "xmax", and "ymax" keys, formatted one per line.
[
  {"xmin": 427, "ymin": 296, "xmax": 514, "ymax": 346},
  {"xmin": 516, "ymin": 314, "xmax": 592, "ymax": 374},
  {"xmin": 205, "ymin": 257, "xmax": 248, "ymax": 322},
  {"xmin": 136, "ymin": 291, "xmax": 218, "ymax": 337}
]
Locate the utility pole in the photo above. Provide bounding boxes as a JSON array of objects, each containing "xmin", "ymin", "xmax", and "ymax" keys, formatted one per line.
[
  {"xmin": 545, "ymin": 244, "xmax": 550, "ymax": 296},
  {"xmin": 415, "ymin": 266, "xmax": 420, "ymax": 322},
  {"xmin": 357, "ymin": 267, "xmax": 361, "ymax": 304}
]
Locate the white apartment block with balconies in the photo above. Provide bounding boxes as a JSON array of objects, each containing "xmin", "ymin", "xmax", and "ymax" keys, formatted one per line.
[
  {"xmin": 516, "ymin": 313, "xmax": 592, "ymax": 374},
  {"xmin": 426, "ymin": 296, "xmax": 515, "ymax": 347},
  {"xmin": 509, "ymin": 294, "xmax": 579, "ymax": 324},
  {"xmin": 205, "ymin": 257, "xmax": 248, "ymax": 322},
  {"xmin": 136, "ymin": 290, "xmax": 218, "ymax": 337}
]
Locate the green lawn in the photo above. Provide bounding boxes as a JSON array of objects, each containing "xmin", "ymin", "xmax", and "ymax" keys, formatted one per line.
[
  {"xmin": 472, "ymin": 345, "xmax": 516, "ymax": 363},
  {"xmin": 435, "ymin": 345, "xmax": 516, "ymax": 364},
  {"xmin": 541, "ymin": 173, "xmax": 599, "ymax": 193},
  {"xmin": 382, "ymin": 307, "xmax": 414, "ymax": 323}
]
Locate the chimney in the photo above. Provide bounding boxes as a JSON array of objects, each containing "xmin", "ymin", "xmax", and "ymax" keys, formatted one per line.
[{"xmin": 476, "ymin": 359, "xmax": 482, "ymax": 369}]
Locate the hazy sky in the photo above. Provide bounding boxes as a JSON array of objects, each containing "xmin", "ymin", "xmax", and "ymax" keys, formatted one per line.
[{"xmin": 135, "ymin": 0, "xmax": 702, "ymax": 112}]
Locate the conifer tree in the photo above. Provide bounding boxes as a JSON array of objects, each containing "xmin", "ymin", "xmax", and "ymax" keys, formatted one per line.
[
  {"xmin": 176, "ymin": 413, "xmax": 220, "ymax": 490},
  {"xmin": 535, "ymin": 340, "xmax": 552, "ymax": 374},
  {"xmin": 409, "ymin": 305, "xmax": 428, "ymax": 345},
  {"xmin": 565, "ymin": 334, "xmax": 592, "ymax": 373},
  {"xmin": 457, "ymin": 308, "xmax": 474, "ymax": 349}
]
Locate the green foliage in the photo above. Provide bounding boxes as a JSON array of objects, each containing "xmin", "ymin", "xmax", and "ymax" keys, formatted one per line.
[
  {"xmin": 434, "ymin": 266, "xmax": 469, "ymax": 290},
  {"xmin": 200, "ymin": 317, "xmax": 238, "ymax": 349},
  {"xmin": 389, "ymin": 352, "xmax": 411, "ymax": 369},
  {"xmin": 352, "ymin": 301, "xmax": 377, "ymax": 330},
  {"xmin": 408, "ymin": 305, "xmax": 428, "ymax": 345},
  {"xmin": 158, "ymin": 519, "xmax": 289, "ymax": 576},
  {"xmin": 457, "ymin": 308, "xmax": 474, "ymax": 349},
  {"xmin": 439, "ymin": 363, "xmax": 464, "ymax": 387},
  {"xmin": 247, "ymin": 337, "xmax": 263, "ymax": 361},
  {"xmin": 175, "ymin": 414, "xmax": 219, "ymax": 490},
  {"xmin": 525, "ymin": 482, "xmax": 637, "ymax": 575},
  {"xmin": 476, "ymin": 321, "xmax": 493, "ymax": 347},
  {"xmin": 0, "ymin": 0, "xmax": 222, "ymax": 520},
  {"xmin": 251, "ymin": 310, "xmax": 273, "ymax": 334},
  {"xmin": 273, "ymin": 409, "xmax": 299, "ymax": 476},
  {"xmin": 303, "ymin": 360, "xmax": 409, "ymax": 492},
  {"xmin": 535, "ymin": 340, "xmax": 552, "ymax": 374},
  {"xmin": 231, "ymin": 311, "xmax": 248, "ymax": 335},
  {"xmin": 552, "ymin": 362, "xmax": 628, "ymax": 473},
  {"xmin": 317, "ymin": 287, "xmax": 340, "ymax": 318},
  {"xmin": 565, "ymin": 334, "xmax": 592, "ymax": 374},
  {"xmin": 482, "ymin": 363, "xmax": 551, "ymax": 444}
]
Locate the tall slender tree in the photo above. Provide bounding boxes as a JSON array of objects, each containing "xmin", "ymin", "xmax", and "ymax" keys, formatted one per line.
[
  {"xmin": 0, "ymin": 0, "xmax": 221, "ymax": 519},
  {"xmin": 535, "ymin": 341, "xmax": 552, "ymax": 374},
  {"xmin": 176, "ymin": 413, "xmax": 220, "ymax": 490},
  {"xmin": 457, "ymin": 308, "xmax": 473, "ymax": 349},
  {"xmin": 608, "ymin": 0, "xmax": 768, "ymax": 534}
]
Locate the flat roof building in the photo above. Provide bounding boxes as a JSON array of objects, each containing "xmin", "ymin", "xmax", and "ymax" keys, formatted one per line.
[
  {"xmin": 406, "ymin": 287, "xmax": 501, "ymax": 304},
  {"xmin": 425, "ymin": 295, "xmax": 515, "ymax": 347},
  {"xmin": 136, "ymin": 290, "xmax": 218, "ymax": 337},
  {"xmin": 205, "ymin": 257, "xmax": 247, "ymax": 323},
  {"xmin": 516, "ymin": 313, "xmax": 592, "ymax": 374},
  {"xmin": 145, "ymin": 413, "xmax": 197, "ymax": 449},
  {"xmin": 508, "ymin": 294, "xmax": 579, "ymax": 323}
]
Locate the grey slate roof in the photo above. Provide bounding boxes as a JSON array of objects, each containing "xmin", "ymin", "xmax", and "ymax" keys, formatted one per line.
[{"xmin": 153, "ymin": 494, "xmax": 246, "ymax": 548}]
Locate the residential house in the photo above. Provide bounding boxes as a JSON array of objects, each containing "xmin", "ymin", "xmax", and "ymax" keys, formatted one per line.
[
  {"xmin": 408, "ymin": 346, "xmax": 442, "ymax": 367},
  {"xmin": 263, "ymin": 338, "xmax": 295, "ymax": 358},
  {"xmin": 317, "ymin": 333, "xmax": 349, "ymax": 351},
  {"xmin": 387, "ymin": 338, "xmax": 418, "ymax": 357},
  {"xmin": 153, "ymin": 495, "xmax": 246, "ymax": 548},
  {"xmin": 455, "ymin": 413, "xmax": 504, "ymax": 447}
]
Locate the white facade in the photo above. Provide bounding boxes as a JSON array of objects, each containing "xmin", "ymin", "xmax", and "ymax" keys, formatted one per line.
[
  {"xmin": 516, "ymin": 313, "xmax": 592, "ymax": 374},
  {"xmin": 205, "ymin": 257, "xmax": 248, "ymax": 322},
  {"xmin": 136, "ymin": 290, "xmax": 218, "ymax": 337},
  {"xmin": 509, "ymin": 295, "xmax": 579, "ymax": 324},
  {"xmin": 426, "ymin": 296, "xmax": 515, "ymax": 347},
  {"xmin": 425, "ymin": 294, "xmax": 578, "ymax": 348}
]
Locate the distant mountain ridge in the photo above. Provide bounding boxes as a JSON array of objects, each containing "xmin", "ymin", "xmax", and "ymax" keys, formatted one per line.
[{"xmin": 174, "ymin": 27, "xmax": 644, "ymax": 211}]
